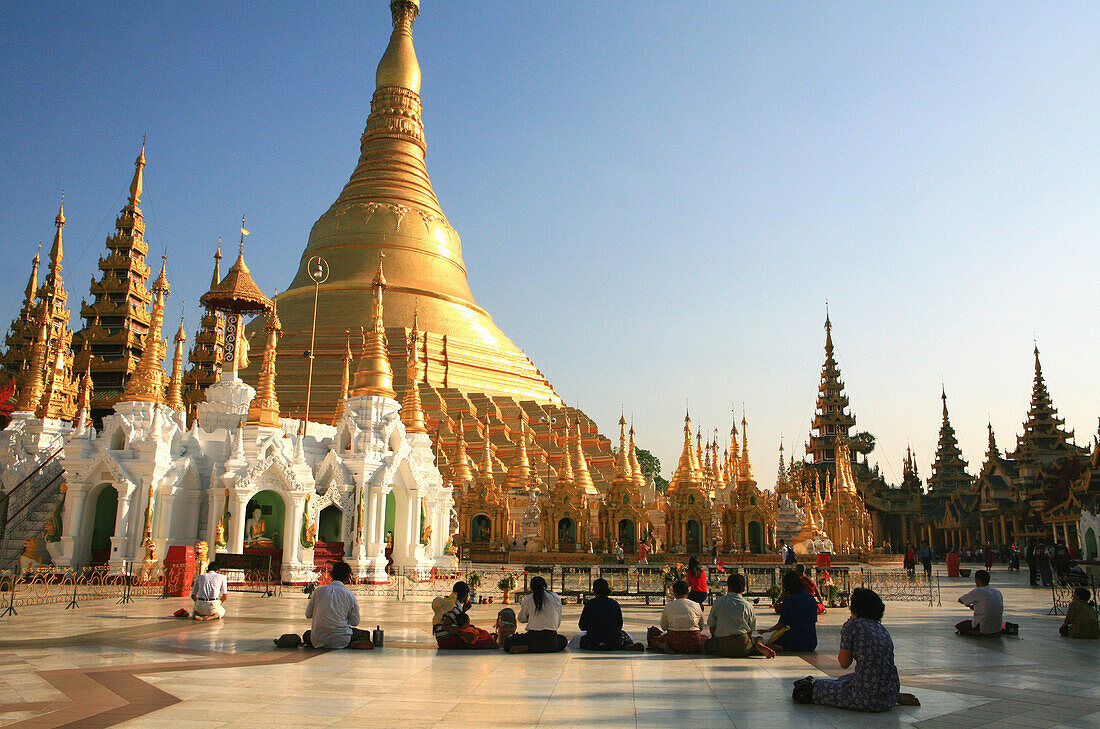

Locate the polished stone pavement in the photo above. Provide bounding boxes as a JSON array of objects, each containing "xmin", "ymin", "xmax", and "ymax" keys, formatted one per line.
[{"xmin": 0, "ymin": 568, "xmax": 1096, "ymax": 729}]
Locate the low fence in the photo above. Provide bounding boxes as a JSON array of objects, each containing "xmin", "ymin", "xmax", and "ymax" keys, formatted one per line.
[
  {"xmin": 1048, "ymin": 576, "xmax": 1099, "ymax": 617},
  {"xmin": 0, "ymin": 562, "xmax": 167, "ymax": 616},
  {"xmin": 856, "ymin": 568, "xmax": 941, "ymax": 607},
  {"xmin": 299, "ymin": 563, "xmax": 856, "ymax": 605}
]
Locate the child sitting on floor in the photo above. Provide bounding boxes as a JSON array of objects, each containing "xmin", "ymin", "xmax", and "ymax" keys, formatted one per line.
[{"xmin": 454, "ymin": 612, "xmax": 499, "ymax": 649}]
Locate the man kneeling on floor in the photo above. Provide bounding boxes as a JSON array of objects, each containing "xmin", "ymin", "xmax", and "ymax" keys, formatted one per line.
[
  {"xmin": 955, "ymin": 569, "xmax": 1004, "ymax": 637},
  {"xmin": 191, "ymin": 561, "xmax": 228, "ymax": 621},
  {"xmin": 303, "ymin": 561, "xmax": 373, "ymax": 649}
]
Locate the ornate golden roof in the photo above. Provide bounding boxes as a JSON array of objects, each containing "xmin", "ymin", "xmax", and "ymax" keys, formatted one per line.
[
  {"xmin": 349, "ymin": 260, "xmax": 396, "ymax": 398},
  {"xmin": 246, "ymin": 301, "xmax": 283, "ymax": 428},
  {"xmin": 200, "ymin": 242, "xmax": 270, "ymax": 314}
]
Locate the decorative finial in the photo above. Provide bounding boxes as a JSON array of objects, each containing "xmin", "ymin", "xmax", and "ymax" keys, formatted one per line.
[{"xmin": 239, "ymin": 214, "xmax": 249, "ymax": 254}]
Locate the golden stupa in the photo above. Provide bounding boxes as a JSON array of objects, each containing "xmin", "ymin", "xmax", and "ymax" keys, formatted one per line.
[{"xmin": 257, "ymin": 0, "xmax": 560, "ymax": 420}]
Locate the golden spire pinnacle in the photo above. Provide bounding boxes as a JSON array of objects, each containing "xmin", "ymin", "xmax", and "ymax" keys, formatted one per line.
[
  {"xmin": 450, "ymin": 414, "xmax": 473, "ymax": 485},
  {"xmin": 740, "ymin": 412, "xmax": 754, "ymax": 479},
  {"xmin": 165, "ymin": 311, "xmax": 188, "ymax": 412},
  {"xmin": 122, "ymin": 257, "xmax": 169, "ymax": 404},
  {"xmin": 76, "ymin": 358, "xmax": 93, "ymax": 425},
  {"xmin": 478, "ymin": 413, "xmax": 494, "ymax": 478},
  {"xmin": 376, "ymin": 0, "xmax": 422, "ymax": 94},
  {"xmin": 246, "ymin": 296, "xmax": 283, "ymax": 427},
  {"xmin": 615, "ymin": 413, "xmax": 630, "ymax": 478},
  {"xmin": 211, "ymin": 240, "xmax": 223, "ymax": 290},
  {"xmin": 128, "ymin": 137, "xmax": 146, "ymax": 209},
  {"xmin": 628, "ymin": 423, "xmax": 646, "ymax": 490},
  {"xmin": 558, "ymin": 426, "xmax": 575, "ymax": 487},
  {"xmin": 401, "ymin": 311, "xmax": 427, "ymax": 433},
  {"xmin": 571, "ymin": 416, "xmax": 596, "ymax": 495},
  {"xmin": 46, "ymin": 199, "xmax": 65, "ymax": 289},
  {"xmin": 333, "ymin": 331, "xmax": 352, "ymax": 424},
  {"xmin": 22, "ymin": 247, "xmax": 40, "ymax": 314},
  {"xmin": 350, "ymin": 259, "xmax": 396, "ymax": 398},
  {"xmin": 672, "ymin": 409, "xmax": 703, "ymax": 487},
  {"xmin": 504, "ymin": 413, "xmax": 532, "ymax": 490},
  {"xmin": 36, "ymin": 339, "xmax": 66, "ymax": 420}
]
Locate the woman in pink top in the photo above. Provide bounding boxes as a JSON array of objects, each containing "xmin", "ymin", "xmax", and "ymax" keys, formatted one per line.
[{"xmin": 686, "ymin": 556, "xmax": 708, "ymax": 605}]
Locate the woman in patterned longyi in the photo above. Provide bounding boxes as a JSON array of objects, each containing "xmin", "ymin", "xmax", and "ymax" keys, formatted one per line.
[{"xmin": 808, "ymin": 588, "xmax": 919, "ymax": 712}]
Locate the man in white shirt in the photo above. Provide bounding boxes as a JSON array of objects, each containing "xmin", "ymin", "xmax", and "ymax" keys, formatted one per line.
[
  {"xmin": 303, "ymin": 561, "xmax": 372, "ymax": 649},
  {"xmin": 191, "ymin": 562, "xmax": 229, "ymax": 621},
  {"xmin": 956, "ymin": 570, "xmax": 1004, "ymax": 637},
  {"xmin": 705, "ymin": 573, "xmax": 776, "ymax": 658}
]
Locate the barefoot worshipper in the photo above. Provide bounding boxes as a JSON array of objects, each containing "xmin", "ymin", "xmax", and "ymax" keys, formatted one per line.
[
  {"xmin": 505, "ymin": 576, "xmax": 568, "ymax": 653},
  {"xmin": 704, "ymin": 573, "xmax": 775, "ymax": 658},
  {"xmin": 190, "ymin": 562, "xmax": 229, "ymax": 621},
  {"xmin": 577, "ymin": 578, "xmax": 644, "ymax": 651},
  {"xmin": 303, "ymin": 561, "xmax": 374, "ymax": 649},
  {"xmin": 648, "ymin": 580, "xmax": 707, "ymax": 654},
  {"xmin": 955, "ymin": 570, "xmax": 1004, "ymax": 637},
  {"xmin": 791, "ymin": 588, "xmax": 920, "ymax": 712}
]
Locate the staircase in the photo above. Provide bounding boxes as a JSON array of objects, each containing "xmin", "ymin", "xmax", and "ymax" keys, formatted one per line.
[{"xmin": 0, "ymin": 452, "xmax": 65, "ymax": 571}]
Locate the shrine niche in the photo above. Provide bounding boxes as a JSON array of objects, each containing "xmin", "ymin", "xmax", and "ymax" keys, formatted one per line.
[{"xmin": 245, "ymin": 490, "xmax": 284, "ymax": 550}]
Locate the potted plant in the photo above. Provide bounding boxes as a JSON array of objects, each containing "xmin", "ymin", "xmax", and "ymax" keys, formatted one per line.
[
  {"xmin": 766, "ymin": 584, "xmax": 783, "ymax": 610},
  {"xmin": 498, "ymin": 573, "xmax": 517, "ymax": 604},
  {"xmin": 467, "ymin": 571, "xmax": 481, "ymax": 599}
]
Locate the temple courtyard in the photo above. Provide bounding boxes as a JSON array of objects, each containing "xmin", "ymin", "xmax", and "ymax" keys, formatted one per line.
[{"xmin": 0, "ymin": 568, "xmax": 1095, "ymax": 729}]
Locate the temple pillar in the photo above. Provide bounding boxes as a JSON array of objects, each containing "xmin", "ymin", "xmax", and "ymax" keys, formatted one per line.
[
  {"xmin": 980, "ymin": 517, "xmax": 987, "ymax": 544},
  {"xmin": 110, "ymin": 487, "xmax": 135, "ymax": 567},
  {"xmin": 54, "ymin": 489, "xmax": 87, "ymax": 566},
  {"xmin": 229, "ymin": 494, "xmax": 248, "ymax": 554}
]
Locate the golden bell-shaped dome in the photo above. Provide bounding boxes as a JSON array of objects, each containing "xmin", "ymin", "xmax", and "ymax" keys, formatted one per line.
[{"xmin": 261, "ymin": 0, "xmax": 560, "ymax": 420}]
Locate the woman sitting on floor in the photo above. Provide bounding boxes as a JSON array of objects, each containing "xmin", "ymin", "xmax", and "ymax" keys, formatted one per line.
[
  {"xmin": 760, "ymin": 570, "xmax": 818, "ymax": 652},
  {"xmin": 648, "ymin": 580, "xmax": 706, "ymax": 654},
  {"xmin": 792, "ymin": 588, "xmax": 919, "ymax": 711},
  {"xmin": 1060, "ymin": 588, "xmax": 1100, "ymax": 639},
  {"xmin": 578, "ymin": 578, "xmax": 644, "ymax": 651},
  {"xmin": 505, "ymin": 576, "xmax": 568, "ymax": 654}
]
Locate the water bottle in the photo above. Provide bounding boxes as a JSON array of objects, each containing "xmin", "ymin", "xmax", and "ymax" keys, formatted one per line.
[{"xmin": 372, "ymin": 625, "xmax": 384, "ymax": 648}]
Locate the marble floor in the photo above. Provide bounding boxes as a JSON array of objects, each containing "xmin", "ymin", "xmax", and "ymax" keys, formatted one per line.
[{"xmin": 0, "ymin": 568, "xmax": 1096, "ymax": 729}]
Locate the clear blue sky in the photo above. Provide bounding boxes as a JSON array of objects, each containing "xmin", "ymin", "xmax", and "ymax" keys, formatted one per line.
[{"xmin": 2, "ymin": 2, "xmax": 1098, "ymax": 485}]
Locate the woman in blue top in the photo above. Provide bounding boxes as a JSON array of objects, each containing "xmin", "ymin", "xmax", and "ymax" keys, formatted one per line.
[
  {"xmin": 797, "ymin": 588, "xmax": 919, "ymax": 711},
  {"xmin": 761, "ymin": 570, "xmax": 818, "ymax": 651}
]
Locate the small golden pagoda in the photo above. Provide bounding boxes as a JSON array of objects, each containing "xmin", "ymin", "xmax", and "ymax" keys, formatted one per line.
[
  {"xmin": 542, "ymin": 424, "xmax": 590, "ymax": 552},
  {"xmin": 245, "ymin": 298, "xmax": 283, "ymax": 427},
  {"xmin": 199, "ymin": 231, "xmax": 271, "ymax": 381},
  {"xmin": 664, "ymin": 411, "xmax": 712, "ymax": 552},
  {"xmin": 120, "ymin": 259, "xmax": 170, "ymax": 405},
  {"xmin": 72, "ymin": 144, "xmax": 154, "ymax": 420},
  {"xmin": 0, "ymin": 248, "xmax": 42, "ymax": 394},
  {"xmin": 599, "ymin": 415, "xmax": 648, "ymax": 551},
  {"xmin": 165, "ymin": 315, "xmax": 187, "ymax": 412},
  {"xmin": 455, "ymin": 414, "xmax": 510, "ymax": 546}
]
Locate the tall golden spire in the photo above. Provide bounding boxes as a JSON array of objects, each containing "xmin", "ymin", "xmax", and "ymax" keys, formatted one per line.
[
  {"xmin": 671, "ymin": 410, "xmax": 703, "ymax": 487},
  {"xmin": 22, "ymin": 247, "xmax": 40, "ymax": 315},
  {"xmin": 450, "ymin": 414, "xmax": 474, "ymax": 486},
  {"xmin": 400, "ymin": 309, "xmax": 427, "ymax": 433},
  {"xmin": 740, "ymin": 412, "xmax": 754, "ymax": 480},
  {"xmin": 272, "ymin": 0, "xmax": 561, "ymax": 418},
  {"xmin": 615, "ymin": 413, "xmax": 630, "ymax": 477},
  {"xmin": 246, "ymin": 297, "xmax": 282, "ymax": 427},
  {"xmin": 333, "ymin": 331, "xmax": 352, "ymax": 424},
  {"xmin": 45, "ymin": 200, "xmax": 65, "ymax": 292},
  {"xmin": 478, "ymin": 413, "xmax": 494, "ymax": 478},
  {"xmin": 557, "ymin": 426, "xmax": 575, "ymax": 488},
  {"xmin": 211, "ymin": 239, "xmax": 223, "ymax": 289},
  {"xmin": 122, "ymin": 257, "xmax": 170, "ymax": 404},
  {"xmin": 128, "ymin": 138, "xmax": 146, "ymax": 209},
  {"xmin": 571, "ymin": 416, "xmax": 596, "ymax": 495},
  {"xmin": 165, "ymin": 313, "xmax": 187, "ymax": 412},
  {"xmin": 349, "ymin": 259, "xmax": 395, "ymax": 398},
  {"xmin": 36, "ymin": 340, "xmax": 67, "ymax": 420},
  {"xmin": 504, "ymin": 413, "xmax": 532, "ymax": 491},
  {"xmin": 16, "ymin": 311, "xmax": 49, "ymax": 412},
  {"xmin": 76, "ymin": 359, "xmax": 93, "ymax": 426},
  {"xmin": 628, "ymin": 424, "xmax": 646, "ymax": 490},
  {"xmin": 376, "ymin": 0, "xmax": 421, "ymax": 94}
]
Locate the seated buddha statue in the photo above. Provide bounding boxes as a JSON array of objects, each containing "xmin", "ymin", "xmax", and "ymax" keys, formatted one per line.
[{"xmin": 245, "ymin": 507, "xmax": 275, "ymax": 548}]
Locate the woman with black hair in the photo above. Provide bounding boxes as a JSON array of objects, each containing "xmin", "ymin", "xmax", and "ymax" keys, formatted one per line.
[
  {"xmin": 578, "ymin": 578, "xmax": 644, "ymax": 651},
  {"xmin": 686, "ymin": 556, "xmax": 708, "ymax": 605},
  {"xmin": 760, "ymin": 570, "xmax": 817, "ymax": 651},
  {"xmin": 792, "ymin": 588, "xmax": 918, "ymax": 711},
  {"xmin": 504, "ymin": 576, "xmax": 567, "ymax": 653}
]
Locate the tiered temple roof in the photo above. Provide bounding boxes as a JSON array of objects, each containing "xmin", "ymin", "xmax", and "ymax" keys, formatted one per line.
[
  {"xmin": 71, "ymin": 144, "xmax": 153, "ymax": 420},
  {"xmin": 806, "ymin": 313, "xmax": 857, "ymax": 471},
  {"xmin": 927, "ymin": 389, "xmax": 971, "ymax": 494}
]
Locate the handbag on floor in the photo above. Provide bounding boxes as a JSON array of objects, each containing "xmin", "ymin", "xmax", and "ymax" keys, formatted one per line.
[{"xmin": 792, "ymin": 676, "xmax": 815, "ymax": 704}]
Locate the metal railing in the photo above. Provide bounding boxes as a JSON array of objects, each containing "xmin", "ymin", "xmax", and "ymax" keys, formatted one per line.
[{"xmin": 0, "ymin": 560, "xmax": 167, "ymax": 617}]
